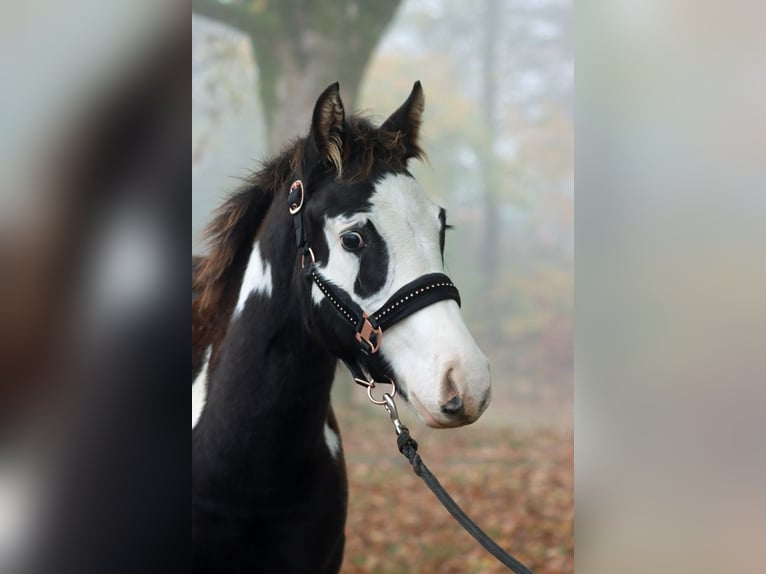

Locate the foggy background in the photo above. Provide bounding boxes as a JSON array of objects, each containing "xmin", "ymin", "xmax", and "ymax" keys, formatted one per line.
[
  {"xmin": 0, "ymin": 1, "xmax": 760, "ymax": 573},
  {"xmin": 192, "ymin": 0, "xmax": 573, "ymax": 425}
]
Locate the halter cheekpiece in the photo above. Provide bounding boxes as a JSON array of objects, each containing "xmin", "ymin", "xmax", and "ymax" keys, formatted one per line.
[{"xmin": 287, "ymin": 178, "xmax": 461, "ymax": 358}]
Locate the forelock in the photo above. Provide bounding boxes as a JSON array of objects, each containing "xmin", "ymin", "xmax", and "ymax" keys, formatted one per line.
[{"xmin": 336, "ymin": 116, "xmax": 426, "ymax": 183}]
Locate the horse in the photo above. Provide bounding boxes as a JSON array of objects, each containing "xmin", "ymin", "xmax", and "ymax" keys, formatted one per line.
[{"xmin": 192, "ymin": 81, "xmax": 492, "ymax": 573}]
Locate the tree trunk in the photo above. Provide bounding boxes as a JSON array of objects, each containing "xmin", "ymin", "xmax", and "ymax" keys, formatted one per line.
[
  {"xmin": 260, "ymin": 33, "xmax": 364, "ymax": 152},
  {"xmin": 192, "ymin": 0, "xmax": 401, "ymax": 152},
  {"xmin": 480, "ymin": 0, "xmax": 501, "ymax": 286}
]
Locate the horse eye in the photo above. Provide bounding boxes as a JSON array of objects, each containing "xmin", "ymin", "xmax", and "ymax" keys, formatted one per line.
[{"xmin": 340, "ymin": 231, "xmax": 364, "ymax": 252}]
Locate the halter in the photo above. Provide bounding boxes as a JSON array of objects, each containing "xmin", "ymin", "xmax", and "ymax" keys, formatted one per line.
[
  {"xmin": 287, "ymin": 179, "xmax": 461, "ymax": 387},
  {"xmin": 287, "ymin": 179, "xmax": 533, "ymax": 574}
]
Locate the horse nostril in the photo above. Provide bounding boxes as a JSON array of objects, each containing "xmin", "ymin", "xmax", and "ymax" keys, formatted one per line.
[{"xmin": 440, "ymin": 395, "xmax": 464, "ymax": 416}]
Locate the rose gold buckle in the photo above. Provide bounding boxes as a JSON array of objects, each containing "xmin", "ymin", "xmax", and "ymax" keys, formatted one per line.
[
  {"xmin": 355, "ymin": 313, "xmax": 382, "ymax": 354},
  {"xmin": 288, "ymin": 180, "xmax": 304, "ymax": 215}
]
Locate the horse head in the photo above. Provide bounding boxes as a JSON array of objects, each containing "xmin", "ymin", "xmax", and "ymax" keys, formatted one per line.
[{"xmin": 292, "ymin": 82, "xmax": 491, "ymax": 428}]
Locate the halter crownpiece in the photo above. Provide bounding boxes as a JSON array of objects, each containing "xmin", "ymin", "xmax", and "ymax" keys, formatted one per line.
[{"xmin": 287, "ymin": 179, "xmax": 461, "ymax": 356}]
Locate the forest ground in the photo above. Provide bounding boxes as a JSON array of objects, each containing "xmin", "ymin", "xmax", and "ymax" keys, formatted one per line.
[{"xmin": 337, "ymin": 396, "xmax": 573, "ymax": 574}]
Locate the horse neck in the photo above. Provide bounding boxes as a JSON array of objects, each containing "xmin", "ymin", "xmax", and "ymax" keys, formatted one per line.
[{"xmin": 196, "ymin": 201, "xmax": 337, "ymax": 471}]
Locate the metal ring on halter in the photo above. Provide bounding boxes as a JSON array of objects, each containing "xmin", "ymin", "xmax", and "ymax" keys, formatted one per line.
[
  {"xmin": 367, "ymin": 377, "xmax": 396, "ymax": 404},
  {"xmin": 301, "ymin": 247, "xmax": 315, "ymax": 269},
  {"xmin": 353, "ymin": 376, "xmax": 396, "ymax": 405},
  {"xmin": 288, "ymin": 180, "xmax": 305, "ymax": 215}
]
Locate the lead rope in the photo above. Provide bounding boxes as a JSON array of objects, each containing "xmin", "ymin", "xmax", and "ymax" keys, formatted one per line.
[{"xmin": 373, "ymin": 390, "xmax": 534, "ymax": 574}]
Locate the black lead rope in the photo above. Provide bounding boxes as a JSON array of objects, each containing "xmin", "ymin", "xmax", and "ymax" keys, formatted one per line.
[
  {"xmin": 350, "ymin": 383, "xmax": 535, "ymax": 574},
  {"xmin": 395, "ymin": 425, "xmax": 534, "ymax": 574}
]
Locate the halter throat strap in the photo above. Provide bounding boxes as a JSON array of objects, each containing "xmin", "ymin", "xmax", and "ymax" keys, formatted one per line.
[{"xmin": 287, "ymin": 179, "xmax": 461, "ymax": 356}]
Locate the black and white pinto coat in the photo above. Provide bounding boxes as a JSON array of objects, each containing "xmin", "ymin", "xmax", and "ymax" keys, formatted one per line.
[{"xmin": 192, "ymin": 82, "xmax": 491, "ymax": 574}]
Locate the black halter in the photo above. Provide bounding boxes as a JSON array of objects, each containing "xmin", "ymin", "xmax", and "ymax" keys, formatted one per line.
[
  {"xmin": 287, "ymin": 179, "xmax": 461, "ymax": 380},
  {"xmin": 289, "ymin": 180, "xmax": 532, "ymax": 574}
]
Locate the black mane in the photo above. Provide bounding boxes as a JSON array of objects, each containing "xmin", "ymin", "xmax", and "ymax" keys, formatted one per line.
[{"xmin": 193, "ymin": 114, "xmax": 424, "ymax": 315}]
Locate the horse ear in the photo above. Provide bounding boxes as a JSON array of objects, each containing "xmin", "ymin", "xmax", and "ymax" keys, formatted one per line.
[
  {"xmin": 310, "ymin": 81, "xmax": 345, "ymax": 173},
  {"xmin": 381, "ymin": 81, "xmax": 425, "ymax": 159}
]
